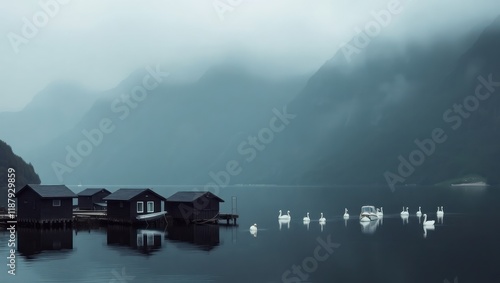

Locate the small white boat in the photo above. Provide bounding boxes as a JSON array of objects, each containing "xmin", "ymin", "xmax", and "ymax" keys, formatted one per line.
[
  {"xmin": 359, "ymin": 206, "xmax": 379, "ymax": 221},
  {"xmin": 136, "ymin": 211, "xmax": 168, "ymax": 221}
]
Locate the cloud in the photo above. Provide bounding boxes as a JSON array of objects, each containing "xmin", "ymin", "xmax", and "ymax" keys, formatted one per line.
[{"xmin": 0, "ymin": 0, "xmax": 498, "ymax": 111}]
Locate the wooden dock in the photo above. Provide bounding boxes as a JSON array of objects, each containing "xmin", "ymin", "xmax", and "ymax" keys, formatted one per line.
[
  {"xmin": 1, "ymin": 212, "xmax": 239, "ymax": 227},
  {"xmin": 218, "ymin": 213, "xmax": 239, "ymax": 225}
]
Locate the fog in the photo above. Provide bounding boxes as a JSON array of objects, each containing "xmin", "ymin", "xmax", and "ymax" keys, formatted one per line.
[{"xmin": 0, "ymin": 0, "xmax": 498, "ymax": 112}]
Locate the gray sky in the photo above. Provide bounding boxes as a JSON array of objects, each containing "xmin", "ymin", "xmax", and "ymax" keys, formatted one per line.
[{"xmin": 0, "ymin": 0, "xmax": 498, "ymax": 112}]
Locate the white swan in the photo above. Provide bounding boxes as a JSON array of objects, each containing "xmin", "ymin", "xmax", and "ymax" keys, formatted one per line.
[
  {"xmin": 249, "ymin": 224, "xmax": 258, "ymax": 237},
  {"xmin": 250, "ymin": 223, "xmax": 257, "ymax": 231},
  {"xmin": 319, "ymin": 212, "xmax": 326, "ymax": 223},
  {"xmin": 278, "ymin": 210, "xmax": 291, "ymax": 220},
  {"xmin": 343, "ymin": 208, "xmax": 349, "ymax": 219},
  {"xmin": 437, "ymin": 206, "xmax": 444, "ymax": 216},
  {"xmin": 303, "ymin": 212, "xmax": 310, "ymax": 222},
  {"xmin": 400, "ymin": 206, "xmax": 409, "ymax": 216},
  {"xmin": 416, "ymin": 206, "xmax": 422, "ymax": 217},
  {"xmin": 377, "ymin": 207, "xmax": 383, "ymax": 217},
  {"xmin": 423, "ymin": 214, "xmax": 435, "ymax": 226}
]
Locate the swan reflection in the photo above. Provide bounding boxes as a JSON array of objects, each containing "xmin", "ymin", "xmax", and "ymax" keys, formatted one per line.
[
  {"xmin": 401, "ymin": 214, "xmax": 409, "ymax": 225},
  {"xmin": 319, "ymin": 221, "xmax": 325, "ymax": 232},
  {"xmin": 278, "ymin": 219, "xmax": 290, "ymax": 230},
  {"xmin": 303, "ymin": 220, "xmax": 310, "ymax": 230},
  {"xmin": 423, "ymin": 224, "xmax": 435, "ymax": 238}
]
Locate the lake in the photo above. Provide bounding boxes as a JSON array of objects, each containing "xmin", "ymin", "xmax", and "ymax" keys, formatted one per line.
[{"xmin": 1, "ymin": 185, "xmax": 499, "ymax": 283}]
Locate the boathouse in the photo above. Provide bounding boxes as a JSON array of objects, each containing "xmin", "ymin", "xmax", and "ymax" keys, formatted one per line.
[
  {"xmin": 16, "ymin": 184, "xmax": 77, "ymax": 225},
  {"xmin": 77, "ymin": 188, "xmax": 111, "ymax": 210},
  {"xmin": 103, "ymin": 188, "xmax": 166, "ymax": 224},
  {"xmin": 166, "ymin": 191, "xmax": 224, "ymax": 223},
  {"xmin": 0, "ymin": 187, "xmax": 7, "ymax": 212}
]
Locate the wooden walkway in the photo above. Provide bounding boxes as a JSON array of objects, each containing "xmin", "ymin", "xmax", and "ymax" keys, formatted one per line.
[{"xmin": 218, "ymin": 213, "xmax": 239, "ymax": 225}]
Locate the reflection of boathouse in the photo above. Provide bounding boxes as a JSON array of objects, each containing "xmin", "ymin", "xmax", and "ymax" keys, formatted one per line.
[
  {"xmin": 166, "ymin": 224, "xmax": 220, "ymax": 251},
  {"xmin": 107, "ymin": 225, "xmax": 163, "ymax": 255},
  {"xmin": 18, "ymin": 228, "xmax": 73, "ymax": 259}
]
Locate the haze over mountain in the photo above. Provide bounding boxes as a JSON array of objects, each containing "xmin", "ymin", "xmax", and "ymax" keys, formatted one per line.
[
  {"xmin": 242, "ymin": 15, "xmax": 500, "ymax": 187},
  {"xmin": 26, "ymin": 66, "xmax": 308, "ymax": 185},
  {"xmin": 0, "ymin": 82, "xmax": 99, "ymax": 156},
  {"xmin": 5, "ymin": 12, "xmax": 500, "ymax": 188}
]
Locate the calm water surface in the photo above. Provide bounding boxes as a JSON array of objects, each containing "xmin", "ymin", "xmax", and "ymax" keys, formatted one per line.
[{"xmin": 1, "ymin": 185, "xmax": 499, "ymax": 283}]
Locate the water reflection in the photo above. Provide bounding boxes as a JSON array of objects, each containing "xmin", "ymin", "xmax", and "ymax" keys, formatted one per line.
[
  {"xmin": 360, "ymin": 219, "xmax": 380, "ymax": 234},
  {"xmin": 166, "ymin": 224, "xmax": 220, "ymax": 251},
  {"xmin": 278, "ymin": 219, "xmax": 290, "ymax": 230},
  {"xmin": 319, "ymin": 221, "xmax": 325, "ymax": 232},
  {"xmin": 437, "ymin": 215, "xmax": 444, "ymax": 224},
  {"xmin": 401, "ymin": 214, "xmax": 409, "ymax": 225},
  {"xmin": 303, "ymin": 220, "xmax": 310, "ymax": 230},
  {"xmin": 107, "ymin": 225, "xmax": 163, "ymax": 255},
  {"xmin": 423, "ymin": 225, "xmax": 435, "ymax": 239},
  {"xmin": 18, "ymin": 228, "xmax": 73, "ymax": 259}
]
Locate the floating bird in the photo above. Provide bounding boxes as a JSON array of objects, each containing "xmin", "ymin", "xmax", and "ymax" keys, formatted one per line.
[
  {"xmin": 278, "ymin": 210, "xmax": 290, "ymax": 220},
  {"xmin": 377, "ymin": 207, "xmax": 383, "ymax": 217},
  {"xmin": 423, "ymin": 214, "xmax": 435, "ymax": 226},
  {"xmin": 343, "ymin": 208, "xmax": 349, "ymax": 219},
  {"xmin": 319, "ymin": 212, "xmax": 326, "ymax": 223},
  {"xmin": 303, "ymin": 212, "xmax": 310, "ymax": 222},
  {"xmin": 437, "ymin": 206, "xmax": 444, "ymax": 217},
  {"xmin": 400, "ymin": 206, "xmax": 409, "ymax": 216},
  {"xmin": 278, "ymin": 210, "xmax": 291, "ymax": 220},
  {"xmin": 249, "ymin": 224, "xmax": 258, "ymax": 237},
  {"xmin": 416, "ymin": 206, "xmax": 422, "ymax": 217}
]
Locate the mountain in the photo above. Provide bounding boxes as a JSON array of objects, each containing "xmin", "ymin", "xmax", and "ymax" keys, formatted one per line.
[
  {"xmin": 0, "ymin": 81, "xmax": 99, "ymax": 156},
  {"xmin": 19, "ymin": 16, "xmax": 500, "ymax": 187},
  {"xmin": 239, "ymin": 15, "xmax": 500, "ymax": 187},
  {"xmin": 0, "ymin": 139, "xmax": 41, "ymax": 210},
  {"xmin": 28, "ymin": 65, "xmax": 308, "ymax": 184}
]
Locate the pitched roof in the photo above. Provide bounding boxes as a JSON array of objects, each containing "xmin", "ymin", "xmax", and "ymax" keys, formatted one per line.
[
  {"xmin": 77, "ymin": 188, "xmax": 111, "ymax": 196},
  {"xmin": 18, "ymin": 184, "xmax": 77, "ymax": 198},
  {"xmin": 167, "ymin": 191, "xmax": 224, "ymax": 203},
  {"xmin": 103, "ymin": 188, "xmax": 166, "ymax": 201}
]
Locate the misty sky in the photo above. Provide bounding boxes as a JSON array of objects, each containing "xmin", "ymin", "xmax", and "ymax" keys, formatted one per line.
[{"xmin": 0, "ymin": 0, "xmax": 498, "ymax": 112}]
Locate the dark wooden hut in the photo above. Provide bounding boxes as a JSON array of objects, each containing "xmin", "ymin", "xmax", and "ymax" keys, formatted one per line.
[
  {"xmin": 77, "ymin": 188, "xmax": 111, "ymax": 210},
  {"xmin": 16, "ymin": 184, "xmax": 77, "ymax": 226},
  {"xmin": 0, "ymin": 187, "xmax": 7, "ymax": 212},
  {"xmin": 103, "ymin": 188, "xmax": 166, "ymax": 224},
  {"xmin": 166, "ymin": 191, "xmax": 224, "ymax": 223}
]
